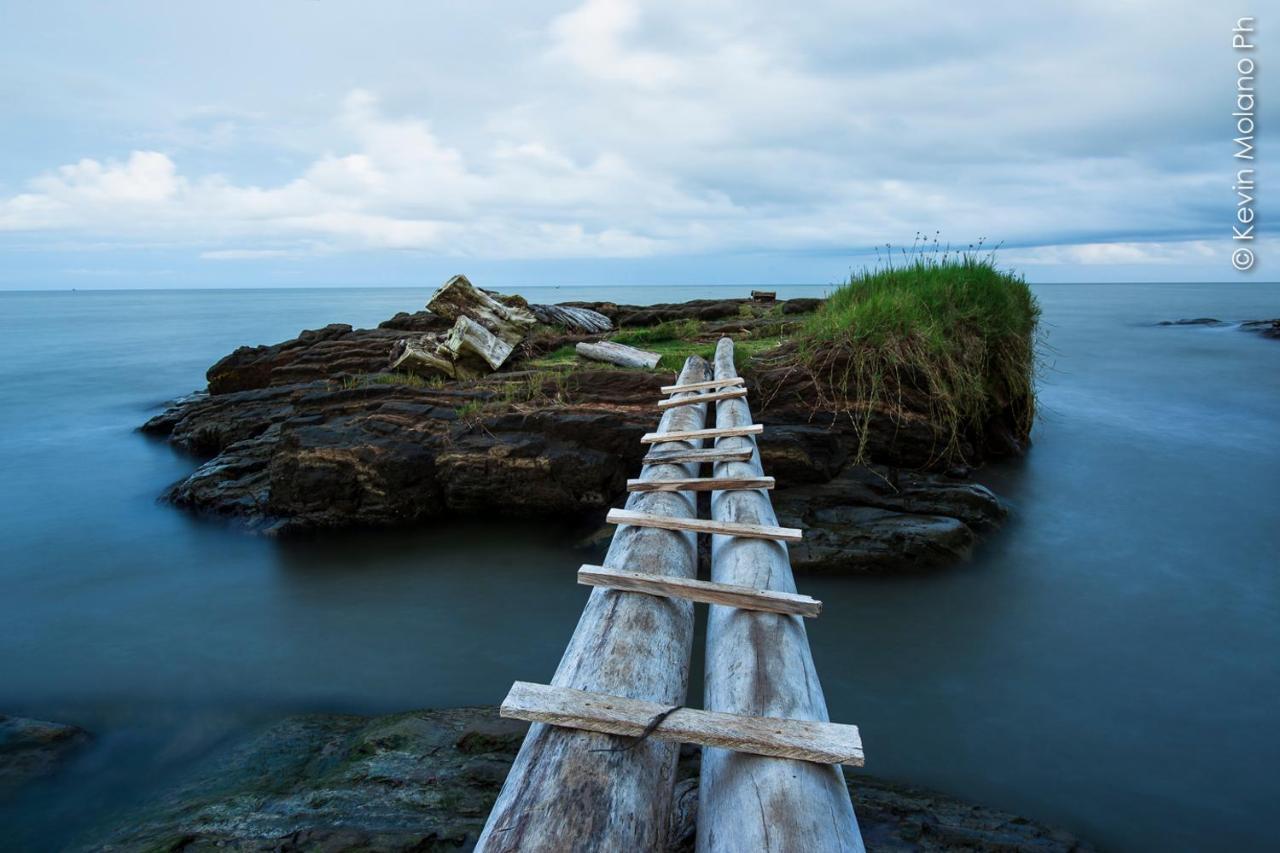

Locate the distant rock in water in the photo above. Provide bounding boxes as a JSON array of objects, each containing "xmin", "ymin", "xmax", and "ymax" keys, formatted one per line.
[
  {"xmin": 81, "ymin": 706, "xmax": 1094, "ymax": 852},
  {"xmin": 1156, "ymin": 317, "xmax": 1226, "ymax": 326},
  {"xmin": 1240, "ymin": 318, "xmax": 1280, "ymax": 339},
  {"xmin": 0, "ymin": 715, "xmax": 89, "ymax": 797},
  {"xmin": 1156, "ymin": 317, "xmax": 1279, "ymax": 338}
]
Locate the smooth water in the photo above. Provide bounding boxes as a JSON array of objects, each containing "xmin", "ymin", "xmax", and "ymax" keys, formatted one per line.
[{"xmin": 0, "ymin": 283, "xmax": 1276, "ymax": 851}]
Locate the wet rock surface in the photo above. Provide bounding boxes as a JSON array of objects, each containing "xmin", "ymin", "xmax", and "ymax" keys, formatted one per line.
[
  {"xmin": 141, "ymin": 295, "xmax": 1015, "ymax": 570},
  {"xmin": 0, "ymin": 715, "xmax": 90, "ymax": 797},
  {"xmin": 776, "ymin": 466, "xmax": 1005, "ymax": 573},
  {"xmin": 81, "ymin": 707, "xmax": 1092, "ymax": 852}
]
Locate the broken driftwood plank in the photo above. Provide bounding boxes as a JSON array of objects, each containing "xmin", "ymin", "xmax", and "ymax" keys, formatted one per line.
[
  {"xmin": 578, "ymin": 565, "xmax": 821, "ymax": 617},
  {"xmin": 657, "ymin": 387, "xmax": 748, "ymax": 410},
  {"xmin": 607, "ymin": 508, "xmax": 802, "ymax": 543},
  {"xmin": 640, "ymin": 424, "xmax": 763, "ymax": 444},
  {"xmin": 626, "ymin": 476, "xmax": 774, "ymax": 493},
  {"xmin": 660, "ymin": 376, "xmax": 745, "ymax": 394},
  {"xmin": 500, "ymin": 681, "xmax": 863, "ymax": 766}
]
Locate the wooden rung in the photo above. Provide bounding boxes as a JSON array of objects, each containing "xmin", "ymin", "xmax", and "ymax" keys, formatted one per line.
[
  {"xmin": 578, "ymin": 564, "xmax": 821, "ymax": 617},
  {"xmin": 641, "ymin": 424, "xmax": 763, "ymax": 444},
  {"xmin": 660, "ymin": 376, "xmax": 745, "ymax": 394},
  {"xmin": 643, "ymin": 446, "xmax": 753, "ymax": 466},
  {"xmin": 627, "ymin": 476, "xmax": 774, "ymax": 493},
  {"xmin": 657, "ymin": 387, "xmax": 747, "ymax": 410},
  {"xmin": 500, "ymin": 681, "xmax": 863, "ymax": 766},
  {"xmin": 607, "ymin": 508, "xmax": 802, "ymax": 543}
]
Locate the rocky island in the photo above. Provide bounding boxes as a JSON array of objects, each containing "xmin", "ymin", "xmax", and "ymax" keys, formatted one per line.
[{"xmin": 142, "ymin": 263, "xmax": 1037, "ymax": 573}]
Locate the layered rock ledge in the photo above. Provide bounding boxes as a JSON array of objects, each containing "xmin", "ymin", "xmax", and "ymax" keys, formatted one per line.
[
  {"xmin": 81, "ymin": 706, "xmax": 1093, "ymax": 852},
  {"xmin": 142, "ymin": 293, "xmax": 1010, "ymax": 573}
]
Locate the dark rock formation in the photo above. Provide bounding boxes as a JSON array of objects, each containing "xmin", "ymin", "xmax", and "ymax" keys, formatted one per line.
[
  {"xmin": 776, "ymin": 466, "xmax": 1005, "ymax": 573},
  {"xmin": 81, "ymin": 707, "xmax": 1093, "ymax": 852},
  {"xmin": 0, "ymin": 716, "xmax": 89, "ymax": 798}
]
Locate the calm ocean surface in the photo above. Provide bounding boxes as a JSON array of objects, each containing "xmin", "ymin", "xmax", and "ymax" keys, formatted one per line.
[{"xmin": 0, "ymin": 282, "xmax": 1277, "ymax": 851}]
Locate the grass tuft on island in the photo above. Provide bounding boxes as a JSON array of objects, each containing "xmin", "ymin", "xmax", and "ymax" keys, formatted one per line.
[{"xmin": 792, "ymin": 256, "xmax": 1039, "ymax": 464}]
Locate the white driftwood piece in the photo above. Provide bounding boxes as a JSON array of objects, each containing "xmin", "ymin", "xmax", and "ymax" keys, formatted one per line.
[
  {"xmin": 697, "ymin": 336, "xmax": 865, "ymax": 852},
  {"xmin": 500, "ymin": 681, "xmax": 861, "ymax": 763},
  {"xmin": 657, "ymin": 386, "xmax": 747, "ymax": 410},
  {"xmin": 389, "ymin": 338, "xmax": 468, "ymax": 379},
  {"xmin": 475, "ymin": 357, "xmax": 713, "ymax": 852},
  {"xmin": 576, "ymin": 340, "xmax": 662, "ymax": 369},
  {"xmin": 577, "ymin": 565, "xmax": 822, "ymax": 618},
  {"xmin": 606, "ymin": 508, "xmax": 802, "ymax": 543},
  {"xmin": 441, "ymin": 315, "xmax": 515, "ymax": 371},
  {"xmin": 529, "ymin": 303, "xmax": 613, "ymax": 333},
  {"xmin": 660, "ymin": 376, "xmax": 745, "ymax": 394}
]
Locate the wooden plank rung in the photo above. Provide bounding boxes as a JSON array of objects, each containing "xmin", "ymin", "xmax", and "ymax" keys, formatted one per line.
[
  {"xmin": 642, "ymin": 446, "xmax": 753, "ymax": 466},
  {"xmin": 500, "ymin": 681, "xmax": 863, "ymax": 766},
  {"xmin": 627, "ymin": 476, "xmax": 774, "ymax": 493},
  {"xmin": 578, "ymin": 564, "xmax": 821, "ymax": 617},
  {"xmin": 657, "ymin": 387, "xmax": 748, "ymax": 410},
  {"xmin": 660, "ymin": 376, "xmax": 745, "ymax": 394},
  {"xmin": 641, "ymin": 424, "xmax": 763, "ymax": 444},
  {"xmin": 607, "ymin": 508, "xmax": 802, "ymax": 543}
]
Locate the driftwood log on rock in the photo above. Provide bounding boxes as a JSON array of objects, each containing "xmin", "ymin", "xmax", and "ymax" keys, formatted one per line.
[
  {"xmin": 390, "ymin": 275, "xmax": 537, "ymax": 379},
  {"xmin": 576, "ymin": 340, "xmax": 662, "ymax": 369},
  {"xmin": 528, "ymin": 303, "xmax": 613, "ymax": 333}
]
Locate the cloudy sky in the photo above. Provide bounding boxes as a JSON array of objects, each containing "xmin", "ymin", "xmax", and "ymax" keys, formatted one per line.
[{"xmin": 1, "ymin": 1, "xmax": 1273, "ymax": 288}]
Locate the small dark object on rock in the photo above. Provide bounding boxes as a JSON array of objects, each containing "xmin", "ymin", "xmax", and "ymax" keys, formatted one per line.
[{"xmin": 751, "ymin": 290, "xmax": 776, "ymax": 302}]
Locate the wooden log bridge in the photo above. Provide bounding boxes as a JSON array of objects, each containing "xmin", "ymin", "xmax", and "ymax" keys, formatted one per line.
[{"xmin": 476, "ymin": 339, "xmax": 865, "ymax": 852}]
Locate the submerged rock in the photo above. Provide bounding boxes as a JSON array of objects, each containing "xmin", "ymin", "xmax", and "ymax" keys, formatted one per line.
[
  {"xmin": 0, "ymin": 715, "xmax": 89, "ymax": 798},
  {"xmin": 1240, "ymin": 318, "xmax": 1280, "ymax": 339},
  {"xmin": 81, "ymin": 707, "xmax": 1092, "ymax": 852},
  {"xmin": 1157, "ymin": 317, "xmax": 1280, "ymax": 339}
]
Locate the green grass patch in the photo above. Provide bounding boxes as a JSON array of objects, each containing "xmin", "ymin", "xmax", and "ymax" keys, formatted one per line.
[
  {"xmin": 340, "ymin": 372, "xmax": 445, "ymax": 391},
  {"xmin": 795, "ymin": 255, "xmax": 1039, "ymax": 464},
  {"xmin": 612, "ymin": 318, "xmax": 702, "ymax": 346}
]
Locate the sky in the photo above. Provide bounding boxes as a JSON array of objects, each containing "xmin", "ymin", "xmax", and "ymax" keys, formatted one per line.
[{"xmin": 0, "ymin": 0, "xmax": 1274, "ymax": 289}]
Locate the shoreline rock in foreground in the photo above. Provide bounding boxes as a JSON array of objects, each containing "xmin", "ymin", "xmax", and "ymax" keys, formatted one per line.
[
  {"xmin": 80, "ymin": 706, "xmax": 1094, "ymax": 852},
  {"xmin": 0, "ymin": 715, "xmax": 90, "ymax": 797}
]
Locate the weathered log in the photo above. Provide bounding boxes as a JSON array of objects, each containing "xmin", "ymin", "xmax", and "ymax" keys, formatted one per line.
[
  {"xmin": 698, "ymin": 336, "xmax": 865, "ymax": 852},
  {"xmin": 576, "ymin": 340, "xmax": 662, "ymax": 369},
  {"xmin": 389, "ymin": 336, "xmax": 473, "ymax": 380},
  {"xmin": 391, "ymin": 276, "xmax": 540, "ymax": 378},
  {"xmin": 428, "ymin": 275, "xmax": 536, "ymax": 349},
  {"xmin": 529, "ymin": 303, "xmax": 613, "ymax": 333},
  {"xmin": 441, "ymin": 315, "xmax": 515, "ymax": 371},
  {"xmin": 475, "ymin": 357, "xmax": 713, "ymax": 852}
]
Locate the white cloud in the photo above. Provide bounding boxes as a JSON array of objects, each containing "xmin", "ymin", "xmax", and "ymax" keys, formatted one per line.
[{"xmin": 0, "ymin": 0, "xmax": 1268, "ymax": 277}]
